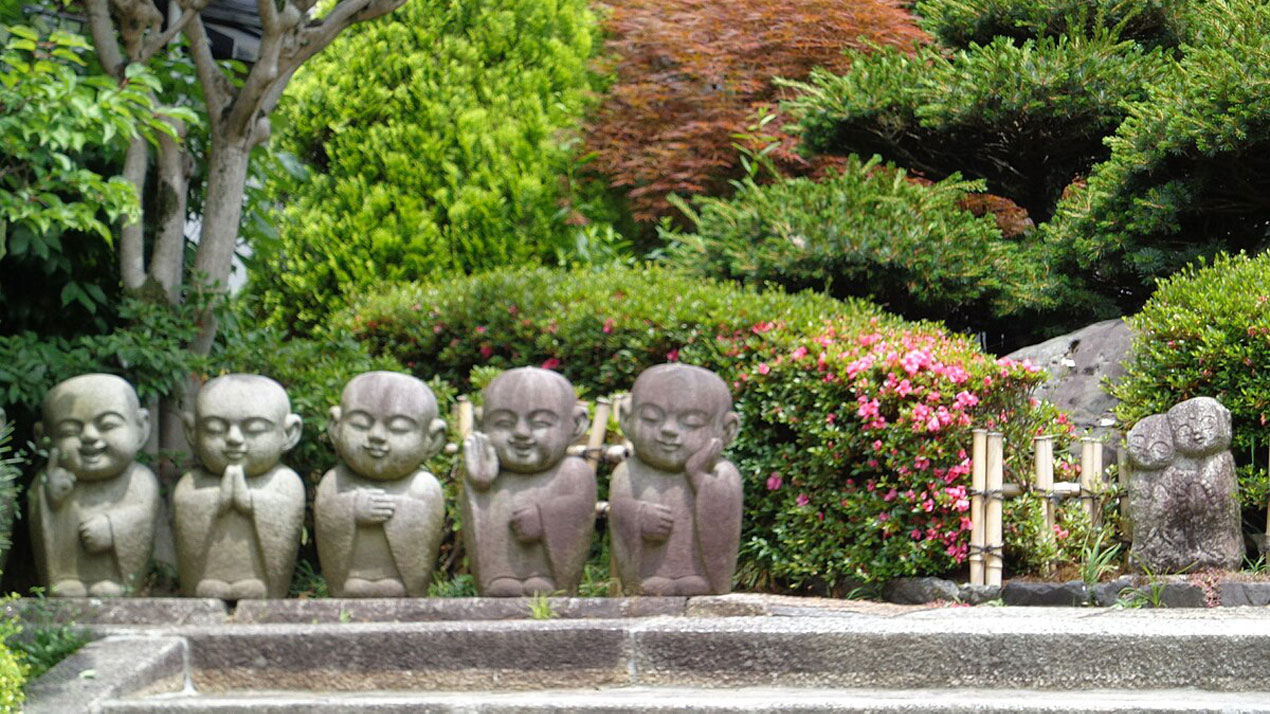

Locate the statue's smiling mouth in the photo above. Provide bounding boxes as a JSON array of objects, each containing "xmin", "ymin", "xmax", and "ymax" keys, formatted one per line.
[
  {"xmin": 364, "ymin": 445, "xmax": 389, "ymax": 458},
  {"xmin": 79, "ymin": 446, "xmax": 107, "ymax": 461},
  {"xmin": 223, "ymin": 449, "xmax": 247, "ymax": 461}
]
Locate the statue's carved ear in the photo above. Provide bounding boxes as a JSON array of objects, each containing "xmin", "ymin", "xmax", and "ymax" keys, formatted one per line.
[
  {"xmin": 572, "ymin": 403, "xmax": 589, "ymax": 442},
  {"xmin": 425, "ymin": 418, "xmax": 448, "ymax": 459},
  {"xmin": 135, "ymin": 408, "xmax": 152, "ymax": 450},
  {"xmin": 722, "ymin": 412, "xmax": 740, "ymax": 446},
  {"xmin": 33, "ymin": 421, "xmax": 45, "ymax": 444},
  {"xmin": 327, "ymin": 406, "xmax": 341, "ymax": 445},
  {"xmin": 181, "ymin": 412, "xmax": 196, "ymax": 448},
  {"xmin": 282, "ymin": 414, "xmax": 303, "ymax": 452}
]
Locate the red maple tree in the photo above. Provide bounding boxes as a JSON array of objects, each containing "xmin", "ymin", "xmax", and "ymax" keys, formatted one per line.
[{"xmin": 585, "ymin": 0, "xmax": 929, "ymax": 222}]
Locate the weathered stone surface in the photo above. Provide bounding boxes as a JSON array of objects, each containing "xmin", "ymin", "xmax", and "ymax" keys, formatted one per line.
[
  {"xmin": 1005, "ymin": 319, "xmax": 1131, "ymax": 431},
  {"xmin": 610, "ymin": 364, "xmax": 742, "ymax": 596},
  {"xmin": 1092, "ymin": 577, "xmax": 1137, "ymax": 607},
  {"xmin": 9, "ymin": 597, "xmax": 226, "ymax": 626},
  {"xmin": 462, "ymin": 368, "xmax": 596, "ymax": 596},
  {"xmin": 883, "ymin": 577, "xmax": 959, "ymax": 605},
  {"xmin": 25, "ymin": 636, "xmax": 184, "ymax": 712},
  {"xmin": 1001, "ymin": 580, "xmax": 1089, "ymax": 606},
  {"xmin": 1122, "ymin": 582, "xmax": 1207, "ymax": 609},
  {"xmin": 184, "ymin": 621, "xmax": 632, "ymax": 691},
  {"xmin": 957, "ymin": 584, "xmax": 1002, "ymax": 605},
  {"xmin": 29, "ymin": 374, "xmax": 159, "ymax": 597},
  {"xmin": 317, "ymin": 372, "xmax": 447, "ymax": 598},
  {"xmin": 233, "ymin": 597, "xmax": 688, "ymax": 623},
  {"xmin": 174, "ymin": 374, "xmax": 305, "ymax": 599},
  {"xmin": 1219, "ymin": 581, "xmax": 1270, "ymax": 607},
  {"xmin": 1126, "ymin": 397, "xmax": 1243, "ymax": 574}
]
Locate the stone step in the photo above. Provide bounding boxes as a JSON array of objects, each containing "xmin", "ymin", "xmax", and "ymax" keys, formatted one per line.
[
  {"xmin": 25, "ymin": 600, "xmax": 1270, "ymax": 712},
  {"xmin": 97, "ymin": 686, "xmax": 1270, "ymax": 713}
]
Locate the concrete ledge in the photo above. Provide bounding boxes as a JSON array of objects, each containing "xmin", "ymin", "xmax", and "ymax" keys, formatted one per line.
[
  {"xmin": 8, "ymin": 598, "xmax": 227, "ymax": 627},
  {"xmin": 181, "ymin": 621, "xmax": 634, "ymax": 691},
  {"xmin": 233, "ymin": 596, "xmax": 686, "ymax": 623},
  {"xmin": 24, "ymin": 636, "xmax": 186, "ymax": 713}
]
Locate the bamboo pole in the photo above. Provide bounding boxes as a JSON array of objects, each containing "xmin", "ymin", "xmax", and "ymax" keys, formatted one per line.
[
  {"xmin": 970, "ymin": 429, "xmax": 987, "ymax": 586},
  {"xmin": 457, "ymin": 396, "xmax": 475, "ymax": 441},
  {"xmin": 1080, "ymin": 437, "xmax": 1101, "ymax": 529},
  {"xmin": 586, "ymin": 398, "xmax": 612, "ymax": 470},
  {"xmin": 1034, "ymin": 435, "xmax": 1055, "ymax": 535},
  {"xmin": 985, "ymin": 432, "xmax": 1005, "ymax": 587}
]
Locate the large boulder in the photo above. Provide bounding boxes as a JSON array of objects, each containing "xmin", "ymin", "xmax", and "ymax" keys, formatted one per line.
[{"xmin": 1005, "ymin": 319, "xmax": 1132, "ymax": 431}]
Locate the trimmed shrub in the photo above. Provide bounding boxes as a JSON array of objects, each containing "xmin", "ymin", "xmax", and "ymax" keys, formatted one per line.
[
  {"xmin": 584, "ymin": 0, "xmax": 928, "ymax": 224},
  {"xmin": 252, "ymin": 0, "xmax": 613, "ymax": 329},
  {"xmin": 339, "ymin": 265, "xmax": 1076, "ymax": 588},
  {"xmin": 664, "ymin": 155, "xmax": 1055, "ymax": 335},
  {"xmin": 1111, "ymin": 252, "xmax": 1270, "ymax": 511},
  {"xmin": 913, "ymin": 0, "xmax": 1190, "ymax": 49},
  {"xmin": 784, "ymin": 27, "xmax": 1169, "ymax": 221},
  {"xmin": 1043, "ymin": 0, "xmax": 1270, "ymax": 316}
]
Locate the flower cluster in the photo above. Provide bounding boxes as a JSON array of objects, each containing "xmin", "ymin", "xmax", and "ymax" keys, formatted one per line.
[{"xmin": 733, "ymin": 316, "xmax": 1071, "ymax": 588}]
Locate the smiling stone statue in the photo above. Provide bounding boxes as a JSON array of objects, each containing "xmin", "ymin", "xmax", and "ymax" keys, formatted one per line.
[
  {"xmin": 462, "ymin": 367, "xmax": 596, "ymax": 596},
  {"xmin": 609, "ymin": 364, "xmax": 742, "ymax": 596},
  {"xmin": 173, "ymin": 374, "xmax": 304, "ymax": 599},
  {"xmin": 29, "ymin": 374, "xmax": 159, "ymax": 597},
  {"xmin": 316, "ymin": 372, "xmax": 447, "ymax": 597}
]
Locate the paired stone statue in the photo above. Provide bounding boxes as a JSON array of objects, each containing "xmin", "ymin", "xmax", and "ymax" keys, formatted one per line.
[
  {"xmin": 28, "ymin": 364, "xmax": 746, "ymax": 599},
  {"xmin": 1126, "ymin": 396, "xmax": 1242, "ymax": 573}
]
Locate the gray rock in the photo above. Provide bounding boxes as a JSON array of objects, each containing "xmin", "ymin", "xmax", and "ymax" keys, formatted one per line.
[
  {"xmin": 1006, "ymin": 319, "xmax": 1131, "ymax": 432},
  {"xmin": 957, "ymin": 584, "xmax": 1002, "ymax": 605},
  {"xmin": 1001, "ymin": 580, "xmax": 1089, "ymax": 606},
  {"xmin": 1092, "ymin": 577, "xmax": 1136, "ymax": 607},
  {"xmin": 883, "ymin": 577, "xmax": 959, "ymax": 604},
  {"xmin": 1219, "ymin": 581, "xmax": 1270, "ymax": 607}
]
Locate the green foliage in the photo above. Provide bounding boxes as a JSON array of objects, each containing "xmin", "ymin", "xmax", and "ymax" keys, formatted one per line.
[
  {"xmin": 0, "ymin": 606, "xmax": 23, "ymax": 712},
  {"xmin": 253, "ymin": 0, "xmax": 617, "ymax": 330},
  {"xmin": 914, "ymin": 0, "xmax": 1190, "ymax": 49},
  {"xmin": 1111, "ymin": 252, "xmax": 1270, "ymax": 510},
  {"xmin": 0, "ymin": 26, "xmax": 192, "ymax": 333},
  {"xmin": 0, "ymin": 297, "xmax": 204, "ymax": 430},
  {"xmin": 0, "ymin": 412, "xmax": 21, "ymax": 570},
  {"xmin": 8, "ymin": 590, "xmax": 86, "ymax": 686},
  {"xmin": 664, "ymin": 155, "xmax": 1054, "ymax": 334},
  {"xmin": 341, "ymin": 265, "xmax": 1073, "ymax": 588},
  {"xmin": 785, "ymin": 28, "xmax": 1168, "ymax": 220},
  {"xmin": 1044, "ymin": 0, "xmax": 1270, "ymax": 315}
]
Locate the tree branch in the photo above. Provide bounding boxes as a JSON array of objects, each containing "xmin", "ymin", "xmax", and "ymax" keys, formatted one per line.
[
  {"xmin": 138, "ymin": 6, "xmax": 200, "ymax": 63},
  {"xmin": 183, "ymin": 15, "xmax": 232, "ymax": 130},
  {"xmin": 119, "ymin": 137, "xmax": 149, "ymax": 293},
  {"xmin": 285, "ymin": 0, "xmax": 406, "ymax": 70},
  {"xmin": 84, "ymin": 0, "xmax": 127, "ymax": 80},
  {"xmin": 149, "ymin": 120, "xmax": 191, "ymax": 304}
]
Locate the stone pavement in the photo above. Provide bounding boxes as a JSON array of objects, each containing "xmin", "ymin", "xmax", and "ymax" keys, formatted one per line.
[{"xmin": 20, "ymin": 594, "xmax": 1270, "ymax": 712}]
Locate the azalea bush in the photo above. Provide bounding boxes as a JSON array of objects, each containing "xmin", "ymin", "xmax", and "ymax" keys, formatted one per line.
[
  {"xmin": 732, "ymin": 317, "xmax": 1080, "ymax": 588},
  {"xmin": 341, "ymin": 265, "xmax": 1077, "ymax": 589}
]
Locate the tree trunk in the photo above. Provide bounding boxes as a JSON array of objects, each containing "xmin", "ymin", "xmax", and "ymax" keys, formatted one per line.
[{"xmin": 189, "ymin": 137, "xmax": 251, "ymax": 355}]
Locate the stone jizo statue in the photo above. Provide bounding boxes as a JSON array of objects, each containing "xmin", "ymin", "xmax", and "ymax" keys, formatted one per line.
[
  {"xmin": 462, "ymin": 367, "xmax": 596, "ymax": 596},
  {"xmin": 1127, "ymin": 396, "xmax": 1242, "ymax": 573},
  {"xmin": 30, "ymin": 374, "xmax": 160, "ymax": 597},
  {"xmin": 609, "ymin": 364, "xmax": 742, "ymax": 596},
  {"xmin": 174, "ymin": 374, "xmax": 304, "ymax": 599},
  {"xmin": 316, "ymin": 372, "xmax": 447, "ymax": 597}
]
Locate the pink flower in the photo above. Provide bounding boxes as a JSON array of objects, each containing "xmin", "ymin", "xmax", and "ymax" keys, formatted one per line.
[
  {"xmin": 878, "ymin": 513, "xmax": 890, "ymax": 522},
  {"xmin": 602, "ymin": 317, "xmax": 615, "ymax": 334},
  {"xmin": 666, "ymin": 348, "xmax": 679, "ymax": 362},
  {"xmin": 826, "ymin": 413, "xmax": 837, "ymax": 424},
  {"xmin": 883, "ymin": 488, "xmax": 898, "ymax": 502},
  {"xmin": 872, "ymin": 439, "xmax": 883, "ymax": 452},
  {"xmin": 757, "ymin": 362, "xmax": 771, "ymax": 375},
  {"xmin": 796, "ymin": 492, "xmax": 810, "ymax": 507},
  {"xmin": 791, "ymin": 346, "xmax": 808, "ymax": 360},
  {"xmin": 766, "ymin": 473, "xmax": 783, "ymax": 491},
  {"xmin": 540, "ymin": 357, "xmax": 561, "ymax": 370},
  {"xmin": 475, "ymin": 325, "xmax": 487, "ymax": 334},
  {"xmin": 954, "ymin": 391, "xmax": 979, "ymax": 409},
  {"xmin": 480, "ymin": 345, "xmax": 493, "ymax": 359}
]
